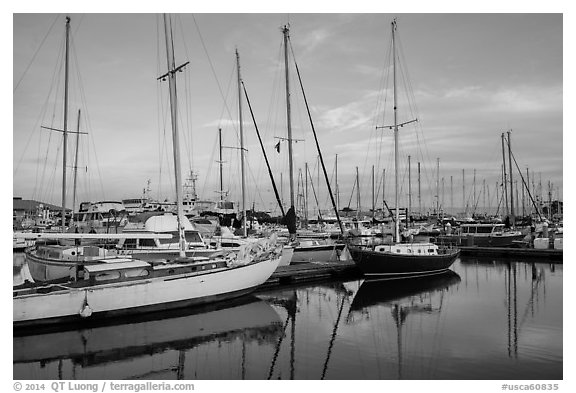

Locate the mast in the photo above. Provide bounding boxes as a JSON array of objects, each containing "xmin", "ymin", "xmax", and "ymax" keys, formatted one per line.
[
  {"xmin": 305, "ymin": 163, "xmax": 309, "ymax": 223},
  {"xmin": 356, "ymin": 166, "xmax": 360, "ymax": 219},
  {"xmin": 71, "ymin": 108, "xmax": 81, "ymax": 224},
  {"xmin": 372, "ymin": 165, "xmax": 375, "ymax": 221},
  {"xmin": 436, "ymin": 158, "xmax": 440, "ymax": 216},
  {"xmin": 161, "ymin": 13, "xmax": 189, "ymax": 257},
  {"xmin": 417, "ymin": 162, "xmax": 421, "ymax": 214},
  {"xmin": 501, "ymin": 133, "xmax": 509, "ymax": 217},
  {"xmin": 61, "ymin": 16, "xmax": 71, "ymax": 233},
  {"xmin": 218, "ymin": 128, "xmax": 224, "ymax": 201},
  {"xmin": 442, "ymin": 177, "xmax": 445, "ymax": 214},
  {"xmin": 382, "ymin": 169, "xmax": 386, "ymax": 212},
  {"xmin": 335, "ymin": 154, "xmax": 339, "ymax": 212},
  {"xmin": 462, "ymin": 169, "xmax": 465, "ymax": 216},
  {"xmin": 407, "ymin": 156, "xmax": 411, "ymax": 225},
  {"xmin": 392, "ymin": 19, "xmax": 400, "ymax": 243},
  {"xmin": 507, "ymin": 130, "xmax": 515, "ymax": 226},
  {"xmin": 236, "ymin": 49, "xmax": 247, "ymax": 237},
  {"xmin": 473, "ymin": 168, "xmax": 476, "ymax": 213},
  {"xmin": 282, "ymin": 25, "xmax": 295, "ymax": 214},
  {"xmin": 450, "ymin": 175, "xmax": 453, "ymax": 215},
  {"xmin": 526, "ymin": 167, "xmax": 530, "ymax": 215}
]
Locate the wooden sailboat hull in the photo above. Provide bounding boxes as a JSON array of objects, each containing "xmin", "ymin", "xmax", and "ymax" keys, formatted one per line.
[
  {"xmin": 14, "ymin": 256, "xmax": 280, "ymax": 329},
  {"xmin": 348, "ymin": 246, "xmax": 459, "ymax": 278}
]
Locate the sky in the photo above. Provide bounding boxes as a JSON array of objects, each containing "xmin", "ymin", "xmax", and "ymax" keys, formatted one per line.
[{"xmin": 11, "ymin": 8, "xmax": 565, "ymax": 216}]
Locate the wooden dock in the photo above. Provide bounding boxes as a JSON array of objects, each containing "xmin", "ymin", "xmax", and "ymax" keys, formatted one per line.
[
  {"xmin": 261, "ymin": 260, "xmax": 361, "ymax": 289},
  {"xmin": 459, "ymin": 246, "xmax": 563, "ymax": 262}
]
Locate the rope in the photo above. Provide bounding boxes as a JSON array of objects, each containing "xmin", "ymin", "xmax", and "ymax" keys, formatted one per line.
[{"xmin": 14, "ymin": 14, "xmax": 60, "ymax": 94}]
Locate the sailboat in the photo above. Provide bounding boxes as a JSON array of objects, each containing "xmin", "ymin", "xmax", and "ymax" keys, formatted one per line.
[
  {"xmin": 13, "ymin": 14, "xmax": 281, "ymax": 329},
  {"xmin": 276, "ymin": 25, "xmax": 348, "ymax": 264},
  {"xmin": 348, "ymin": 19, "xmax": 459, "ymax": 278}
]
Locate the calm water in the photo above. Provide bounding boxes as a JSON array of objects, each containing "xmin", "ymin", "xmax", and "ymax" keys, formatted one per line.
[{"xmin": 13, "ymin": 253, "xmax": 562, "ymax": 380}]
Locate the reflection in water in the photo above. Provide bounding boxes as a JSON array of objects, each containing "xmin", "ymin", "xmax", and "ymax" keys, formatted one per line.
[
  {"xmin": 14, "ymin": 296, "xmax": 283, "ymax": 380},
  {"xmin": 348, "ymin": 272, "xmax": 461, "ymax": 379},
  {"xmin": 13, "ymin": 255, "xmax": 562, "ymax": 380}
]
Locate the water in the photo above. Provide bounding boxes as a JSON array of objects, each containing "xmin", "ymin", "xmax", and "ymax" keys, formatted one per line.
[{"xmin": 13, "ymin": 253, "xmax": 562, "ymax": 380}]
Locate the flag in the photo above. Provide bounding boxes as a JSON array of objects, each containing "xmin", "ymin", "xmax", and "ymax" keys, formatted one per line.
[{"xmin": 275, "ymin": 141, "xmax": 281, "ymax": 153}]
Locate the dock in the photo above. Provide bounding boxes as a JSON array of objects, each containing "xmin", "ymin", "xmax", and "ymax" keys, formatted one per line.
[
  {"xmin": 261, "ymin": 260, "xmax": 361, "ymax": 289},
  {"xmin": 459, "ymin": 246, "xmax": 563, "ymax": 262}
]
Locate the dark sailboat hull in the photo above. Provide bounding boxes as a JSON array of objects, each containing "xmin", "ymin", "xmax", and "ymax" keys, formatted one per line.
[{"xmin": 348, "ymin": 246, "xmax": 460, "ymax": 279}]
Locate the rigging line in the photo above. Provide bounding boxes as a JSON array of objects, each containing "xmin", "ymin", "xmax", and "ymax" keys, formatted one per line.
[
  {"xmin": 242, "ymin": 81, "xmax": 286, "ymax": 217},
  {"xmin": 346, "ymin": 175, "xmax": 357, "ymax": 209},
  {"xmin": 36, "ymin": 41, "xmax": 65, "ymax": 203},
  {"xmin": 175, "ymin": 16, "xmax": 196, "ymax": 175},
  {"xmin": 264, "ymin": 41, "xmax": 287, "ymax": 192},
  {"xmin": 191, "ymin": 14, "xmax": 238, "ymax": 137},
  {"xmin": 70, "ymin": 38, "xmax": 107, "ymax": 201},
  {"xmin": 14, "ymin": 14, "xmax": 60, "ymax": 94},
  {"xmin": 289, "ymin": 40, "xmax": 343, "ymax": 232},
  {"xmin": 396, "ymin": 31, "xmax": 435, "ymax": 196},
  {"xmin": 200, "ymin": 131, "xmax": 218, "ymax": 201},
  {"xmin": 306, "ymin": 164, "xmax": 323, "ymax": 221}
]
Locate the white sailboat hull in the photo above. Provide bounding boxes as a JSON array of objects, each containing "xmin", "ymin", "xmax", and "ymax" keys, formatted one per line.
[{"xmin": 14, "ymin": 256, "xmax": 280, "ymax": 328}]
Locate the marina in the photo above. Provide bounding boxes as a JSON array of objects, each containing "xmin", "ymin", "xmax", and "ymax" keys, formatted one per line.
[
  {"xmin": 13, "ymin": 13, "xmax": 563, "ymax": 382},
  {"xmin": 13, "ymin": 252, "xmax": 562, "ymax": 380}
]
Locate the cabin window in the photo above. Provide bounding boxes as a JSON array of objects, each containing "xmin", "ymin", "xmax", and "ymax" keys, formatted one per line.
[
  {"xmin": 428, "ymin": 249, "xmax": 435, "ymax": 253},
  {"xmin": 418, "ymin": 249, "xmax": 421, "ymax": 254},
  {"xmin": 217, "ymin": 201, "xmax": 234, "ymax": 210},
  {"xmin": 396, "ymin": 249, "xmax": 401, "ymax": 253},
  {"xmin": 124, "ymin": 268, "xmax": 149, "ymax": 278},
  {"xmin": 95, "ymin": 271, "xmax": 121, "ymax": 281},
  {"xmin": 124, "ymin": 239, "xmax": 137, "ymax": 249},
  {"xmin": 477, "ymin": 227, "xmax": 493, "ymax": 234},
  {"xmin": 408, "ymin": 249, "xmax": 412, "ymax": 253},
  {"xmin": 140, "ymin": 239, "xmax": 156, "ymax": 247},
  {"xmin": 185, "ymin": 232, "xmax": 202, "ymax": 243}
]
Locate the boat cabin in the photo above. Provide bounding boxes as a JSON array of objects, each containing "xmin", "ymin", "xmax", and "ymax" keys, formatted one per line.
[
  {"xmin": 117, "ymin": 230, "xmax": 206, "ymax": 250},
  {"xmin": 83, "ymin": 260, "xmax": 150, "ymax": 283},
  {"xmin": 375, "ymin": 243, "xmax": 439, "ymax": 255},
  {"xmin": 460, "ymin": 223, "xmax": 505, "ymax": 235}
]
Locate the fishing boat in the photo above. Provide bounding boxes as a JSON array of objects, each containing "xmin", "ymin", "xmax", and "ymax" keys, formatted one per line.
[
  {"xmin": 13, "ymin": 15, "xmax": 281, "ymax": 328},
  {"xmin": 348, "ymin": 19, "xmax": 459, "ymax": 278}
]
